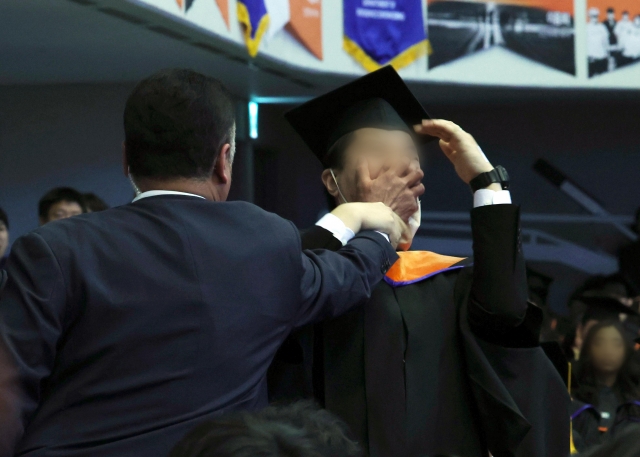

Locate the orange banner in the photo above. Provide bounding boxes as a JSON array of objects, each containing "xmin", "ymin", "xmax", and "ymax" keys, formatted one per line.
[
  {"xmin": 286, "ymin": 0, "xmax": 323, "ymax": 60},
  {"xmin": 175, "ymin": 0, "xmax": 183, "ymax": 8},
  {"xmin": 216, "ymin": 0, "xmax": 230, "ymax": 28}
]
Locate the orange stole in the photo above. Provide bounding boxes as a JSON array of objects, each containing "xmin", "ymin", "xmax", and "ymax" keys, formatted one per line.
[{"xmin": 384, "ymin": 251, "xmax": 466, "ymax": 287}]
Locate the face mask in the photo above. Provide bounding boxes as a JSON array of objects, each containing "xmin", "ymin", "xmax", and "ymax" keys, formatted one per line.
[
  {"xmin": 128, "ymin": 167, "xmax": 142, "ymax": 197},
  {"xmin": 398, "ymin": 198, "xmax": 421, "ymax": 251},
  {"xmin": 330, "ymin": 169, "xmax": 349, "ymax": 204}
]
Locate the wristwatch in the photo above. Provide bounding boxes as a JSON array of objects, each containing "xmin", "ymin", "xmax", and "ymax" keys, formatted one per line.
[{"xmin": 469, "ymin": 165, "xmax": 510, "ymax": 192}]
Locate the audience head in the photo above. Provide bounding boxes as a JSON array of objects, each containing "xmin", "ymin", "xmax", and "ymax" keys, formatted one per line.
[
  {"xmin": 82, "ymin": 193, "xmax": 109, "ymax": 213},
  {"xmin": 123, "ymin": 68, "xmax": 236, "ymax": 201},
  {"xmin": 38, "ymin": 187, "xmax": 86, "ymax": 226},
  {"xmin": 170, "ymin": 402, "xmax": 362, "ymax": 457},
  {"xmin": 258, "ymin": 401, "xmax": 362, "ymax": 457},
  {"xmin": 575, "ymin": 320, "xmax": 640, "ymax": 405},
  {"xmin": 588, "ymin": 7, "xmax": 599, "ymax": 23},
  {"xmin": 0, "ymin": 207, "xmax": 8, "ymax": 259},
  {"xmin": 607, "ymin": 7, "xmax": 615, "ymax": 21}
]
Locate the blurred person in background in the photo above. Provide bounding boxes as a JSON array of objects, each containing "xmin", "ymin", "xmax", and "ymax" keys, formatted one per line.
[
  {"xmin": 38, "ymin": 187, "xmax": 87, "ymax": 225},
  {"xmin": 587, "ymin": 7, "xmax": 611, "ymax": 76},
  {"xmin": 0, "ymin": 208, "xmax": 8, "ymax": 269},
  {"xmin": 82, "ymin": 193, "xmax": 110, "ymax": 213},
  {"xmin": 571, "ymin": 320, "xmax": 640, "ymax": 452},
  {"xmin": 604, "ymin": 7, "xmax": 621, "ymax": 69},
  {"xmin": 170, "ymin": 401, "xmax": 362, "ymax": 457}
]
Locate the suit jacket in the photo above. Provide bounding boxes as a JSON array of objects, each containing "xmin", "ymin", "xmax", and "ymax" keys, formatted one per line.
[
  {"xmin": 269, "ymin": 204, "xmax": 570, "ymax": 457},
  {"xmin": 0, "ymin": 195, "xmax": 397, "ymax": 457}
]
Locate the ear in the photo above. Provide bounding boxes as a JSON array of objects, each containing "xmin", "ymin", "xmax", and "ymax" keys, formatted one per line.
[
  {"xmin": 321, "ymin": 169, "xmax": 340, "ymax": 198},
  {"xmin": 213, "ymin": 143, "xmax": 232, "ymax": 184},
  {"xmin": 122, "ymin": 142, "xmax": 129, "ymax": 177}
]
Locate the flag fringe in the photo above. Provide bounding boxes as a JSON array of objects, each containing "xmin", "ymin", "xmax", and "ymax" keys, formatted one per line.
[
  {"xmin": 237, "ymin": 2, "xmax": 270, "ymax": 57},
  {"xmin": 343, "ymin": 36, "xmax": 431, "ymax": 72}
]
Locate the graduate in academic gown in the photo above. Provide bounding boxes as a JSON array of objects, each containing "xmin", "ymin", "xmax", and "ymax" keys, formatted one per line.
[{"xmin": 272, "ymin": 67, "xmax": 571, "ymax": 457}]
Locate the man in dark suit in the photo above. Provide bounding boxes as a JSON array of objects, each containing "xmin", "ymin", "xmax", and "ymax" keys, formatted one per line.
[
  {"xmin": 274, "ymin": 66, "xmax": 570, "ymax": 457},
  {"xmin": 0, "ymin": 69, "xmax": 405, "ymax": 457}
]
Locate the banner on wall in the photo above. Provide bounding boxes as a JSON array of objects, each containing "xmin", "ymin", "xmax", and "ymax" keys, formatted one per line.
[
  {"xmin": 216, "ymin": 0, "xmax": 230, "ymax": 28},
  {"xmin": 287, "ymin": 0, "xmax": 323, "ymax": 59},
  {"xmin": 427, "ymin": 0, "xmax": 575, "ymax": 74},
  {"xmin": 343, "ymin": 0, "xmax": 429, "ymax": 71},
  {"xmin": 238, "ymin": 0, "xmax": 270, "ymax": 56},
  {"xmin": 237, "ymin": 0, "xmax": 323, "ymax": 59},
  {"xmin": 586, "ymin": 1, "xmax": 640, "ymax": 78}
]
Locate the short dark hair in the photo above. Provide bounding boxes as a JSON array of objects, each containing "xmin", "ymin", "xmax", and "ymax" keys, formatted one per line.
[
  {"xmin": 170, "ymin": 402, "xmax": 362, "ymax": 457},
  {"xmin": 38, "ymin": 187, "xmax": 87, "ymax": 219},
  {"xmin": 258, "ymin": 401, "xmax": 362, "ymax": 457},
  {"xmin": 83, "ymin": 193, "xmax": 110, "ymax": 212},
  {"xmin": 324, "ymin": 132, "xmax": 355, "ymax": 170},
  {"xmin": 0, "ymin": 207, "xmax": 8, "ymax": 230},
  {"xmin": 324, "ymin": 133, "xmax": 356, "ymax": 210},
  {"xmin": 607, "ymin": 7, "xmax": 614, "ymax": 13},
  {"xmin": 124, "ymin": 68, "xmax": 236, "ymax": 180}
]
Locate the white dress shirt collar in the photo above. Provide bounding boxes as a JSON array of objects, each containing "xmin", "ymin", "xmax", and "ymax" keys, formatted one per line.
[{"xmin": 132, "ymin": 190, "xmax": 207, "ymax": 203}]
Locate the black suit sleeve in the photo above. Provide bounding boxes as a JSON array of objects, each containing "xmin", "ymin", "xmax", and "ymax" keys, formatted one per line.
[
  {"xmin": 293, "ymin": 226, "xmax": 398, "ymax": 328},
  {"xmin": 0, "ymin": 233, "xmax": 67, "ymax": 436},
  {"xmin": 299, "ymin": 226, "xmax": 343, "ymax": 251},
  {"xmin": 467, "ymin": 204, "xmax": 530, "ymax": 340}
]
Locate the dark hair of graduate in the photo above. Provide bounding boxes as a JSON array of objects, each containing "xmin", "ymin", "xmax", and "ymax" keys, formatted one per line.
[
  {"xmin": 323, "ymin": 132, "xmax": 355, "ymax": 210},
  {"xmin": 82, "ymin": 193, "xmax": 110, "ymax": 212},
  {"xmin": 123, "ymin": 68, "xmax": 236, "ymax": 181},
  {"xmin": 0, "ymin": 206, "xmax": 8, "ymax": 229},
  {"xmin": 38, "ymin": 187, "xmax": 87, "ymax": 219},
  {"xmin": 169, "ymin": 401, "xmax": 362, "ymax": 457},
  {"xmin": 574, "ymin": 320, "xmax": 640, "ymax": 407}
]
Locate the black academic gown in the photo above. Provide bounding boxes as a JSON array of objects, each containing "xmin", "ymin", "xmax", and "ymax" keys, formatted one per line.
[{"xmin": 269, "ymin": 204, "xmax": 570, "ymax": 457}]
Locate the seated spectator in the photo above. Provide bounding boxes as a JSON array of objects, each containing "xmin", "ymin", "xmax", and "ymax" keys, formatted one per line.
[
  {"xmin": 38, "ymin": 187, "xmax": 87, "ymax": 225},
  {"xmin": 170, "ymin": 402, "xmax": 362, "ymax": 457},
  {"xmin": 0, "ymin": 207, "xmax": 8, "ymax": 269},
  {"xmin": 83, "ymin": 192, "xmax": 110, "ymax": 213},
  {"xmin": 571, "ymin": 320, "xmax": 640, "ymax": 452}
]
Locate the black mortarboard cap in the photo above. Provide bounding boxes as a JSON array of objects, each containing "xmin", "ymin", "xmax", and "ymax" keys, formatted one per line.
[
  {"xmin": 285, "ymin": 66, "xmax": 435, "ymax": 166},
  {"xmin": 580, "ymin": 294, "xmax": 638, "ymax": 323}
]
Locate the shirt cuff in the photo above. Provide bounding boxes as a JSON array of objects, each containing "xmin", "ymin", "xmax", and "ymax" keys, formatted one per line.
[
  {"xmin": 316, "ymin": 213, "xmax": 356, "ymax": 246},
  {"xmin": 473, "ymin": 189, "xmax": 512, "ymax": 208}
]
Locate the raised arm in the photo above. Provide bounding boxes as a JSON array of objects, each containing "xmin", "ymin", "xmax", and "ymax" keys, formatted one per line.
[
  {"xmin": 414, "ymin": 119, "xmax": 528, "ymax": 328},
  {"xmin": 292, "ymin": 222, "xmax": 399, "ymax": 328}
]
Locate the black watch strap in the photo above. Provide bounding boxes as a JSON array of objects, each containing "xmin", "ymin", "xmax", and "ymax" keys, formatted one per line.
[{"xmin": 469, "ymin": 165, "xmax": 510, "ymax": 192}]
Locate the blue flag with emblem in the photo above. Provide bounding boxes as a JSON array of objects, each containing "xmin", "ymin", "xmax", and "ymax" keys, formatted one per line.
[
  {"xmin": 237, "ymin": 0, "xmax": 270, "ymax": 57},
  {"xmin": 344, "ymin": 0, "xmax": 429, "ymax": 71}
]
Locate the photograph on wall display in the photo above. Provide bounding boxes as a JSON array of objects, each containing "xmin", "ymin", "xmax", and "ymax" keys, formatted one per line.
[
  {"xmin": 586, "ymin": 1, "xmax": 640, "ymax": 77},
  {"xmin": 427, "ymin": 0, "xmax": 575, "ymax": 74}
]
